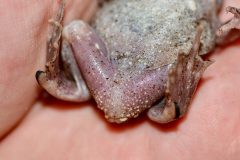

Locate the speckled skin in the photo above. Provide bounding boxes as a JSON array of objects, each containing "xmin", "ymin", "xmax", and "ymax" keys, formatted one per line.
[
  {"xmin": 93, "ymin": 0, "xmax": 220, "ymax": 70},
  {"xmin": 36, "ymin": 0, "xmax": 240, "ymax": 123}
]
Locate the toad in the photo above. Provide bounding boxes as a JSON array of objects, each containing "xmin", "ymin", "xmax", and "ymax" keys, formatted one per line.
[{"xmin": 36, "ymin": 0, "xmax": 240, "ymax": 123}]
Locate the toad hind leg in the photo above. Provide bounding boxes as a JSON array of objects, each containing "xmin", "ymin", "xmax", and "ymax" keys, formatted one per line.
[
  {"xmin": 36, "ymin": 1, "xmax": 91, "ymax": 102},
  {"xmin": 63, "ymin": 21, "xmax": 170, "ymax": 123},
  {"xmin": 148, "ymin": 27, "xmax": 212, "ymax": 123}
]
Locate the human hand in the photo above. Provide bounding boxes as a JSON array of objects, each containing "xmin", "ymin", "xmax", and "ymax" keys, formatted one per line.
[{"xmin": 0, "ymin": 0, "xmax": 240, "ymax": 159}]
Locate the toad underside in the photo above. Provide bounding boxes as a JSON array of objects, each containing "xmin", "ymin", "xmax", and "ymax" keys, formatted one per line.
[{"xmin": 36, "ymin": 0, "xmax": 240, "ymax": 123}]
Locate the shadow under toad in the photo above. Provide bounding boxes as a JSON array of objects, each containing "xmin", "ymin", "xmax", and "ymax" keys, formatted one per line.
[{"xmin": 39, "ymin": 91, "xmax": 187, "ymax": 133}]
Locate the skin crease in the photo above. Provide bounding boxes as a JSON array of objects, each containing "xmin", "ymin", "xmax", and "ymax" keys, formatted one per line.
[{"xmin": 0, "ymin": 0, "xmax": 240, "ymax": 159}]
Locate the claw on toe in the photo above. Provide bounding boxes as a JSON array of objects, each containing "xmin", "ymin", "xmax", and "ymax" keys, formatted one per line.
[
  {"xmin": 148, "ymin": 26, "xmax": 212, "ymax": 123},
  {"xmin": 217, "ymin": 6, "xmax": 240, "ymax": 36}
]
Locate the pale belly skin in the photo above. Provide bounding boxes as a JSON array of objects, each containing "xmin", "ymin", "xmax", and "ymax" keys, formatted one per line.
[{"xmin": 36, "ymin": 0, "xmax": 240, "ymax": 123}]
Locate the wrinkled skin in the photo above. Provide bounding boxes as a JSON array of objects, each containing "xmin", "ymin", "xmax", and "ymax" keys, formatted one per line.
[{"xmin": 0, "ymin": 0, "xmax": 240, "ymax": 159}]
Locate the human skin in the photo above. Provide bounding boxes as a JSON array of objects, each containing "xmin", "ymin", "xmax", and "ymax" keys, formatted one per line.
[{"xmin": 0, "ymin": 0, "xmax": 240, "ymax": 159}]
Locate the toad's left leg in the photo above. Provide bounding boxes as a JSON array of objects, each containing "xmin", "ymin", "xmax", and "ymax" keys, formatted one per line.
[
  {"xmin": 148, "ymin": 27, "xmax": 212, "ymax": 123},
  {"xmin": 36, "ymin": 1, "xmax": 91, "ymax": 102}
]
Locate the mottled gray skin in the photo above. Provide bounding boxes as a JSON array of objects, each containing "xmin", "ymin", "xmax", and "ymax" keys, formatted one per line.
[
  {"xmin": 93, "ymin": 0, "xmax": 219, "ymax": 70},
  {"xmin": 36, "ymin": 0, "xmax": 240, "ymax": 123}
]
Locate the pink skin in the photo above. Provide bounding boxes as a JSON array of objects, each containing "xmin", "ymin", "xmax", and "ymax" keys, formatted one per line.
[
  {"xmin": 0, "ymin": 0, "xmax": 240, "ymax": 159},
  {"xmin": 62, "ymin": 21, "xmax": 168, "ymax": 122},
  {"xmin": 36, "ymin": 0, "xmax": 171, "ymax": 123},
  {"xmin": 0, "ymin": 0, "xmax": 98, "ymax": 138}
]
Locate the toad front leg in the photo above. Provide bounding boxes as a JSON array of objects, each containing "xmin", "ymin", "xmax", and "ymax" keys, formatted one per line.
[
  {"xmin": 36, "ymin": 2, "xmax": 91, "ymax": 102},
  {"xmin": 148, "ymin": 27, "xmax": 212, "ymax": 123}
]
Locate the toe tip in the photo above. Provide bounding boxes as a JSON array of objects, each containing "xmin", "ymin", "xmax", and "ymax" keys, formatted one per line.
[{"xmin": 35, "ymin": 71, "xmax": 44, "ymax": 83}]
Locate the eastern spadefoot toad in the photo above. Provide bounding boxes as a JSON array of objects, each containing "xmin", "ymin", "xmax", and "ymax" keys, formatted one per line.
[{"xmin": 36, "ymin": 0, "xmax": 240, "ymax": 123}]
